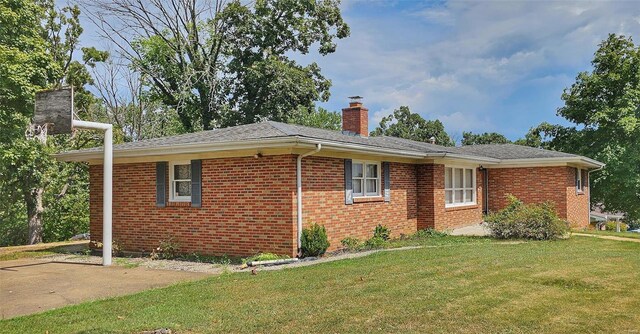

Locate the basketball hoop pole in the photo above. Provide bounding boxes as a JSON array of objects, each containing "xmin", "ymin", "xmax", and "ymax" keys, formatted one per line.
[{"xmin": 72, "ymin": 119, "xmax": 113, "ymax": 266}]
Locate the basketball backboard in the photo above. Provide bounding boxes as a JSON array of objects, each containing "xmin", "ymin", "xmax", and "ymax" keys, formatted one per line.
[{"xmin": 33, "ymin": 87, "xmax": 73, "ymax": 134}]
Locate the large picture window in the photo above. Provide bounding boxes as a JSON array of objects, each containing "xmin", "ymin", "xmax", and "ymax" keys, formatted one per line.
[
  {"xmin": 445, "ymin": 166, "xmax": 476, "ymax": 207},
  {"xmin": 170, "ymin": 161, "xmax": 191, "ymax": 202},
  {"xmin": 352, "ymin": 161, "xmax": 380, "ymax": 197}
]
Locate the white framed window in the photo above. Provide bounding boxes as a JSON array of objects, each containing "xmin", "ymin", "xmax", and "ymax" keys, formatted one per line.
[
  {"xmin": 170, "ymin": 161, "xmax": 191, "ymax": 202},
  {"xmin": 576, "ymin": 168, "xmax": 583, "ymax": 193},
  {"xmin": 352, "ymin": 161, "xmax": 380, "ymax": 197},
  {"xmin": 445, "ymin": 166, "xmax": 476, "ymax": 207}
]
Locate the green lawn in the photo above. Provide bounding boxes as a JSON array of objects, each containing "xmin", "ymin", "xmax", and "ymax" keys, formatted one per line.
[
  {"xmin": 3, "ymin": 236, "xmax": 640, "ymax": 333},
  {"xmin": 573, "ymin": 229, "xmax": 640, "ymax": 239}
]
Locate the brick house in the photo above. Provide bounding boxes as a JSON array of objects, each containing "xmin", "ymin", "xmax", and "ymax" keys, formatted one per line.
[{"xmin": 58, "ymin": 101, "xmax": 604, "ymax": 257}]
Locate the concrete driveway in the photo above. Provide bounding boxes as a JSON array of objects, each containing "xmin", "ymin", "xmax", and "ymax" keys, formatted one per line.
[{"xmin": 0, "ymin": 258, "xmax": 208, "ymax": 319}]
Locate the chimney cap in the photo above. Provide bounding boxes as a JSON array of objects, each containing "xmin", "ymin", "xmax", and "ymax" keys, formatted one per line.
[{"xmin": 348, "ymin": 95, "xmax": 363, "ymax": 103}]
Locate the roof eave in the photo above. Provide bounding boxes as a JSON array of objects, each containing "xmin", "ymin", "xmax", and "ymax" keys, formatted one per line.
[
  {"xmin": 55, "ymin": 136, "xmax": 431, "ymax": 162},
  {"xmin": 54, "ymin": 137, "xmax": 298, "ymax": 162},
  {"xmin": 485, "ymin": 156, "xmax": 605, "ymax": 169}
]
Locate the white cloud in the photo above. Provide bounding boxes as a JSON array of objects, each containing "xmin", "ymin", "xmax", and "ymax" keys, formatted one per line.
[{"xmin": 304, "ymin": 0, "xmax": 640, "ymax": 139}]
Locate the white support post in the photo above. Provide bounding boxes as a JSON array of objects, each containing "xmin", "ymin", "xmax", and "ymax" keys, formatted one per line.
[{"xmin": 72, "ymin": 120, "xmax": 113, "ymax": 266}]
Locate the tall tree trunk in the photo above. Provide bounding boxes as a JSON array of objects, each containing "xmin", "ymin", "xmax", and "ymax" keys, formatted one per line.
[
  {"xmin": 26, "ymin": 187, "xmax": 44, "ymax": 244},
  {"xmin": 25, "ymin": 130, "xmax": 47, "ymax": 245}
]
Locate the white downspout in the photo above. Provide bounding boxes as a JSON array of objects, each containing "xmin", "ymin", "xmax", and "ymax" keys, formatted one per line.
[
  {"xmin": 72, "ymin": 119, "xmax": 113, "ymax": 266},
  {"xmin": 296, "ymin": 143, "xmax": 322, "ymax": 256},
  {"xmin": 587, "ymin": 165, "xmax": 604, "ymax": 228}
]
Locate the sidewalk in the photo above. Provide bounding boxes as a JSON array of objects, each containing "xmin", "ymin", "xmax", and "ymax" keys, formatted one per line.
[
  {"xmin": 0, "ymin": 241, "xmax": 88, "ymax": 256},
  {"xmin": 572, "ymin": 233, "xmax": 640, "ymax": 243}
]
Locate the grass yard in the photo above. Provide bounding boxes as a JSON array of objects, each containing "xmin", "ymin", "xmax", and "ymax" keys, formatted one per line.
[{"xmin": 2, "ymin": 236, "xmax": 640, "ymax": 333}]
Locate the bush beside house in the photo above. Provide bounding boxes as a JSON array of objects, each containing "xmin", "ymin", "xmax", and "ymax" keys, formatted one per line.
[
  {"xmin": 485, "ymin": 195, "xmax": 569, "ymax": 240},
  {"xmin": 301, "ymin": 223, "xmax": 330, "ymax": 257}
]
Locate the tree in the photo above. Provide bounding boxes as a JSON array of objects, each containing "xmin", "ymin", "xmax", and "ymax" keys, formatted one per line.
[
  {"xmin": 87, "ymin": 0, "xmax": 350, "ymax": 131},
  {"xmin": 91, "ymin": 58, "xmax": 185, "ymax": 142},
  {"xmin": 0, "ymin": 0, "xmax": 56, "ymax": 244},
  {"xmin": 370, "ymin": 106, "xmax": 454, "ymax": 146},
  {"xmin": 461, "ymin": 132, "xmax": 510, "ymax": 145},
  {"xmin": 0, "ymin": 0, "xmax": 105, "ymax": 245},
  {"xmin": 287, "ymin": 106, "xmax": 341, "ymax": 130},
  {"xmin": 537, "ymin": 34, "xmax": 640, "ymax": 220}
]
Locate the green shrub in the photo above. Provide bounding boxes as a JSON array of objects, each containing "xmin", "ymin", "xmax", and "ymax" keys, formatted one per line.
[
  {"xmin": 413, "ymin": 228, "xmax": 448, "ymax": 239},
  {"xmin": 301, "ymin": 223, "xmax": 330, "ymax": 257},
  {"xmin": 363, "ymin": 236, "xmax": 387, "ymax": 249},
  {"xmin": 150, "ymin": 237, "xmax": 181, "ymax": 260},
  {"xmin": 605, "ymin": 221, "xmax": 628, "ymax": 231},
  {"xmin": 340, "ymin": 237, "xmax": 362, "ymax": 251},
  {"xmin": 374, "ymin": 224, "xmax": 391, "ymax": 241},
  {"xmin": 484, "ymin": 195, "xmax": 569, "ymax": 240}
]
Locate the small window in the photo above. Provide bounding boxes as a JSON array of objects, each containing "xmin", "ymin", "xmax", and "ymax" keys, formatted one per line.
[
  {"xmin": 445, "ymin": 166, "xmax": 476, "ymax": 207},
  {"xmin": 576, "ymin": 168, "xmax": 583, "ymax": 193},
  {"xmin": 352, "ymin": 161, "xmax": 380, "ymax": 197},
  {"xmin": 170, "ymin": 161, "xmax": 191, "ymax": 202}
]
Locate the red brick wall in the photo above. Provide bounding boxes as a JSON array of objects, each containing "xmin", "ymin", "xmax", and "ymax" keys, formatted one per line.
[
  {"xmin": 487, "ymin": 166, "xmax": 589, "ymax": 227},
  {"xmin": 90, "ymin": 155, "xmax": 298, "ymax": 257},
  {"xmin": 566, "ymin": 169, "xmax": 590, "ymax": 227},
  {"xmin": 300, "ymin": 157, "xmax": 418, "ymax": 251},
  {"xmin": 417, "ymin": 164, "xmax": 484, "ymax": 230},
  {"xmin": 88, "ymin": 154, "xmax": 589, "ymax": 258}
]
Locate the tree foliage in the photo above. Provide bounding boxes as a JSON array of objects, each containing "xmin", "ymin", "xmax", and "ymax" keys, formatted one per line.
[
  {"xmin": 461, "ymin": 132, "xmax": 510, "ymax": 145},
  {"xmin": 287, "ymin": 106, "xmax": 341, "ymax": 130},
  {"xmin": 88, "ymin": 0, "xmax": 350, "ymax": 131},
  {"xmin": 370, "ymin": 106, "xmax": 453, "ymax": 146},
  {"xmin": 536, "ymin": 34, "xmax": 640, "ymax": 220},
  {"xmin": 0, "ymin": 0, "xmax": 104, "ymax": 245}
]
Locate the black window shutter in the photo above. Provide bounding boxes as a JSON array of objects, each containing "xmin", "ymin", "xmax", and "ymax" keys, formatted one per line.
[
  {"xmin": 156, "ymin": 162, "xmax": 167, "ymax": 207},
  {"xmin": 383, "ymin": 162, "xmax": 391, "ymax": 202},
  {"xmin": 191, "ymin": 159, "xmax": 202, "ymax": 208},
  {"xmin": 344, "ymin": 159, "xmax": 353, "ymax": 205}
]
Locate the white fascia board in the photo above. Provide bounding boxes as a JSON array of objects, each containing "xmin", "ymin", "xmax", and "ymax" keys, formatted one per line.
[
  {"xmin": 55, "ymin": 136, "xmax": 429, "ymax": 162},
  {"xmin": 54, "ymin": 137, "xmax": 298, "ymax": 162},
  {"xmin": 483, "ymin": 157, "xmax": 605, "ymax": 169},
  {"xmin": 300, "ymin": 139, "xmax": 426, "ymax": 158},
  {"xmin": 55, "ymin": 136, "xmax": 605, "ymax": 169},
  {"xmin": 427, "ymin": 153, "xmax": 501, "ymax": 164}
]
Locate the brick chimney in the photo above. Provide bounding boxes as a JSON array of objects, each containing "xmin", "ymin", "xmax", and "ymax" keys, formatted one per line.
[{"xmin": 342, "ymin": 96, "xmax": 368, "ymax": 137}]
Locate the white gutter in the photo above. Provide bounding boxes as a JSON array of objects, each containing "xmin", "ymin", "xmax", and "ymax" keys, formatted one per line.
[
  {"xmin": 55, "ymin": 134, "xmax": 603, "ymax": 169},
  {"xmin": 296, "ymin": 143, "xmax": 321, "ymax": 256},
  {"xmin": 72, "ymin": 119, "xmax": 113, "ymax": 266},
  {"xmin": 481, "ymin": 156, "xmax": 605, "ymax": 169}
]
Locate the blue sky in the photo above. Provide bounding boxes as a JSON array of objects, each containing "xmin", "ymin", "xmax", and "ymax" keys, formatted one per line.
[
  {"xmin": 77, "ymin": 1, "xmax": 640, "ymax": 142},
  {"xmin": 293, "ymin": 0, "xmax": 640, "ymax": 141}
]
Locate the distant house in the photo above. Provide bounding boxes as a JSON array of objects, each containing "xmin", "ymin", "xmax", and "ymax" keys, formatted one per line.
[
  {"xmin": 57, "ymin": 100, "xmax": 604, "ymax": 257},
  {"xmin": 590, "ymin": 205, "xmax": 624, "ymax": 230}
]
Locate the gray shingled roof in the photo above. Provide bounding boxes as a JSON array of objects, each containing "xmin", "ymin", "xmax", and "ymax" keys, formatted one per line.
[
  {"xmin": 60, "ymin": 120, "xmax": 588, "ymax": 162},
  {"xmin": 66, "ymin": 121, "xmax": 466, "ymax": 155},
  {"xmin": 452, "ymin": 143, "xmax": 580, "ymax": 160}
]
